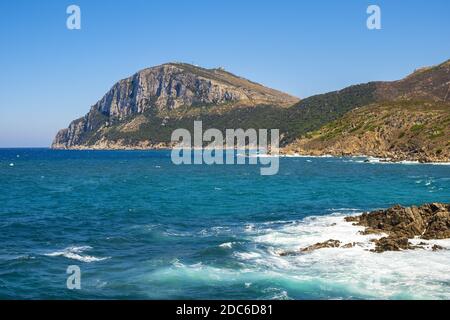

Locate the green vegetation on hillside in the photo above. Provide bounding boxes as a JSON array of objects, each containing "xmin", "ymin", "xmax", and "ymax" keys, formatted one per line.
[
  {"xmin": 284, "ymin": 100, "xmax": 450, "ymax": 161},
  {"xmin": 53, "ymin": 59, "xmax": 450, "ymax": 158}
]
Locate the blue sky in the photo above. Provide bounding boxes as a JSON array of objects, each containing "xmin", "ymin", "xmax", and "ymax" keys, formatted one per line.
[{"xmin": 0, "ymin": 0, "xmax": 449, "ymax": 147}]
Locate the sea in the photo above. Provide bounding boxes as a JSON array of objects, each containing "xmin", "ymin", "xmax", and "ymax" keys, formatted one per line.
[{"xmin": 0, "ymin": 148, "xmax": 449, "ymax": 299}]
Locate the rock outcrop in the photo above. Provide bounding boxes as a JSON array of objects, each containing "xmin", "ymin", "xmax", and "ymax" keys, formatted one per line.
[
  {"xmin": 346, "ymin": 203, "xmax": 450, "ymax": 252},
  {"xmin": 277, "ymin": 203, "xmax": 449, "ymax": 255},
  {"xmin": 279, "ymin": 239, "xmax": 343, "ymax": 256}
]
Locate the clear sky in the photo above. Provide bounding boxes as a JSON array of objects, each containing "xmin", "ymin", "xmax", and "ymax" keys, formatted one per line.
[{"xmin": 0, "ymin": 0, "xmax": 449, "ymax": 147}]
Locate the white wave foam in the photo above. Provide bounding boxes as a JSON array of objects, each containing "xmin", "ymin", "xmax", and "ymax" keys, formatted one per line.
[
  {"xmin": 280, "ymin": 154, "xmax": 333, "ymax": 158},
  {"xmin": 251, "ymin": 213, "xmax": 382, "ymax": 251},
  {"xmin": 219, "ymin": 242, "xmax": 233, "ymax": 249},
  {"xmin": 143, "ymin": 209, "xmax": 450, "ymax": 299},
  {"xmin": 262, "ymin": 287, "xmax": 291, "ymax": 300},
  {"xmin": 44, "ymin": 246, "xmax": 109, "ymax": 263},
  {"xmin": 233, "ymin": 213, "xmax": 450, "ymax": 299},
  {"xmin": 351, "ymin": 156, "xmax": 450, "ymax": 166},
  {"xmin": 244, "ymin": 224, "xmax": 255, "ymax": 233}
]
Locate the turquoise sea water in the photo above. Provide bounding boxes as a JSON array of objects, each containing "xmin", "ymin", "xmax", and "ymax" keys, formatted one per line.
[{"xmin": 0, "ymin": 149, "xmax": 449, "ymax": 299}]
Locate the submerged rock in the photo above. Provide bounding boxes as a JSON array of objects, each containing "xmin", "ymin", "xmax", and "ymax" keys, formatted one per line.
[
  {"xmin": 300, "ymin": 239, "xmax": 341, "ymax": 252},
  {"xmin": 277, "ymin": 240, "xmax": 359, "ymax": 256},
  {"xmin": 432, "ymin": 244, "xmax": 444, "ymax": 251}
]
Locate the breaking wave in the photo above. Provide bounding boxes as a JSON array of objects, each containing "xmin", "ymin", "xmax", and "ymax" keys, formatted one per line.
[
  {"xmin": 44, "ymin": 246, "xmax": 110, "ymax": 263},
  {"xmin": 146, "ymin": 211, "xmax": 450, "ymax": 299}
]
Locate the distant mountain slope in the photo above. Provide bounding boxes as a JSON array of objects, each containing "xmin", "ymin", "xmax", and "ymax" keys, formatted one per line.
[
  {"xmin": 52, "ymin": 63, "xmax": 298, "ymax": 149},
  {"xmin": 283, "ymin": 101, "xmax": 450, "ymax": 162},
  {"xmin": 282, "ymin": 60, "xmax": 450, "ymax": 162},
  {"xmin": 281, "ymin": 59, "xmax": 450, "ymax": 142},
  {"xmin": 375, "ymin": 59, "xmax": 450, "ymax": 102}
]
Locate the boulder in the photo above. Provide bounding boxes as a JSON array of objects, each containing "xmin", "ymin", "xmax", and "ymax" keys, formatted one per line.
[
  {"xmin": 347, "ymin": 203, "xmax": 449, "ymax": 252},
  {"xmin": 300, "ymin": 239, "xmax": 341, "ymax": 252}
]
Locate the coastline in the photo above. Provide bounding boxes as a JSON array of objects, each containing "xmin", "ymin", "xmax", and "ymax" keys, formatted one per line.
[
  {"xmin": 278, "ymin": 149, "xmax": 450, "ymax": 164},
  {"xmin": 50, "ymin": 144, "xmax": 450, "ymax": 165},
  {"xmin": 277, "ymin": 203, "xmax": 450, "ymax": 254}
]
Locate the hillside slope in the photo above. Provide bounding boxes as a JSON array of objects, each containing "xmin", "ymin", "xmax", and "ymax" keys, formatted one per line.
[
  {"xmin": 283, "ymin": 101, "xmax": 450, "ymax": 162},
  {"xmin": 282, "ymin": 60, "xmax": 450, "ymax": 162}
]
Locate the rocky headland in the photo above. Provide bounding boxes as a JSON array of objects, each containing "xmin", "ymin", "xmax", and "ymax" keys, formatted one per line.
[{"xmin": 51, "ymin": 62, "xmax": 298, "ymax": 150}]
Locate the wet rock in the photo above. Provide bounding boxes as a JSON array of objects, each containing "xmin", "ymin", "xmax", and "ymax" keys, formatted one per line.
[
  {"xmin": 300, "ymin": 239, "xmax": 341, "ymax": 252},
  {"xmin": 371, "ymin": 236, "xmax": 412, "ymax": 253},
  {"xmin": 278, "ymin": 250, "xmax": 297, "ymax": 257},
  {"xmin": 422, "ymin": 209, "xmax": 450, "ymax": 239},
  {"xmin": 344, "ymin": 216, "xmax": 359, "ymax": 223},
  {"xmin": 278, "ymin": 239, "xmax": 342, "ymax": 256},
  {"xmin": 432, "ymin": 244, "xmax": 444, "ymax": 251},
  {"xmin": 347, "ymin": 203, "xmax": 449, "ymax": 252}
]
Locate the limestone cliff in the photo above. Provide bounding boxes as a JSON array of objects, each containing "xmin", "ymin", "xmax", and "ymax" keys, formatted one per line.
[{"xmin": 52, "ymin": 63, "xmax": 298, "ymax": 149}]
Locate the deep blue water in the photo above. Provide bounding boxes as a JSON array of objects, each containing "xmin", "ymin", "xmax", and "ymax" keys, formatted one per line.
[{"xmin": 0, "ymin": 149, "xmax": 449, "ymax": 299}]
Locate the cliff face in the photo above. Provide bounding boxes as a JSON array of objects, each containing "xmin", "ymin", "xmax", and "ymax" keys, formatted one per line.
[{"xmin": 52, "ymin": 63, "xmax": 298, "ymax": 149}]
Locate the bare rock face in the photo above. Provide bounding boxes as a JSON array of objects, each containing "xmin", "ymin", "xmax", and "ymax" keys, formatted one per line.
[
  {"xmin": 94, "ymin": 64, "xmax": 249, "ymax": 119},
  {"xmin": 52, "ymin": 62, "xmax": 298, "ymax": 149},
  {"xmin": 346, "ymin": 203, "xmax": 450, "ymax": 252}
]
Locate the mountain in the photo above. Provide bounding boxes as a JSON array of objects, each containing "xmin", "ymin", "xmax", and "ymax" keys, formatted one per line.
[
  {"xmin": 283, "ymin": 100, "xmax": 449, "ymax": 162},
  {"xmin": 52, "ymin": 63, "xmax": 299, "ymax": 149},
  {"xmin": 281, "ymin": 59, "xmax": 450, "ymax": 142},
  {"xmin": 283, "ymin": 60, "xmax": 450, "ymax": 162},
  {"xmin": 52, "ymin": 60, "xmax": 449, "ymax": 161}
]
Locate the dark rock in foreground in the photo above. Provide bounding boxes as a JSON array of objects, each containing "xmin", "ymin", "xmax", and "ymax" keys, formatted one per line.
[
  {"xmin": 279, "ymin": 240, "xmax": 357, "ymax": 256},
  {"xmin": 370, "ymin": 236, "xmax": 413, "ymax": 253},
  {"xmin": 300, "ymin": 239, "xmax": 341, "ymax": 252},
  {"xmin": 346, "ymin": 203, "xmax": 450, "ymax": 252},
  {"xmin": 277, "ymin": 203, "xmax": 449, "ymax": 256}
]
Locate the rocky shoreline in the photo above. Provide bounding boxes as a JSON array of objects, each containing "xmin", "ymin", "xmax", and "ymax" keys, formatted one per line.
[
  {"xmin": 346, "ymin": 203, "xmax": 450, "ymax": 252},
  {"xmin": 279, "ymin": 203, "xmax": 450, "ymax": 255},
  {"xmin": 279, "ymin": 149, "xmax": 450, "ymax": 164},
  {"xmin": 51, "ymin": 145, "xmax": 450, "ymax": 164}
]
